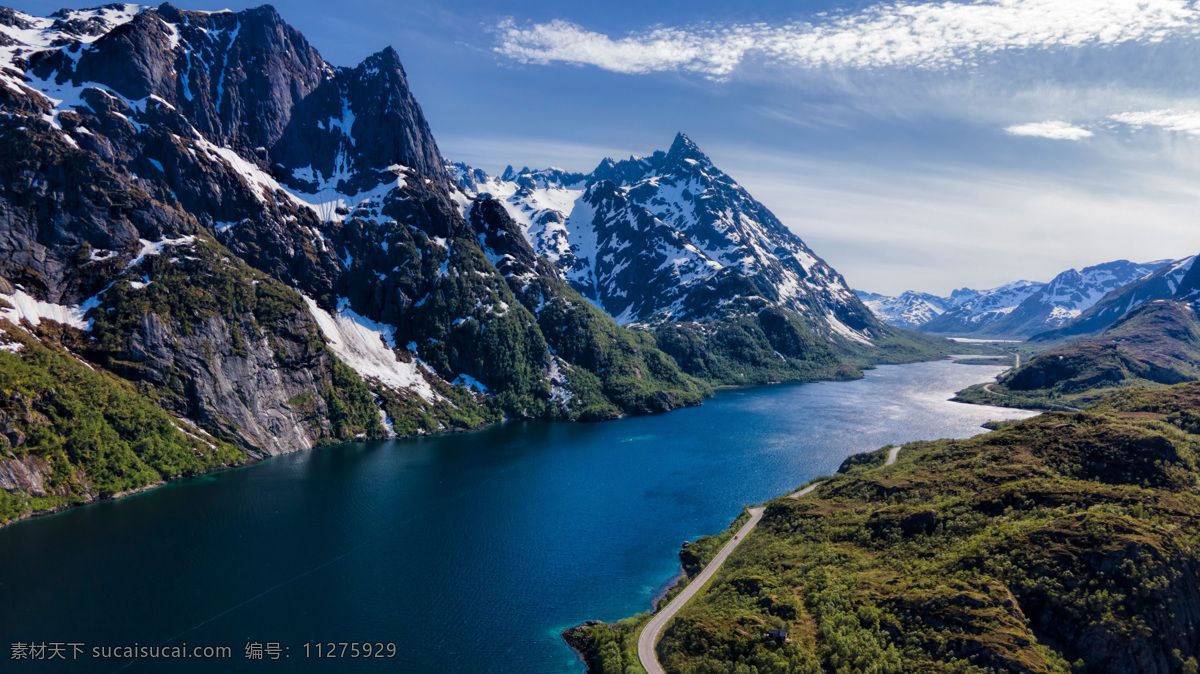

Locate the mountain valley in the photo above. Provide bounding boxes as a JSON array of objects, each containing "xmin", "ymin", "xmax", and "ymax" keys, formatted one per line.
[{"xmin": 0, "ymin": 3, "xmax": 946, "ymax": 523}]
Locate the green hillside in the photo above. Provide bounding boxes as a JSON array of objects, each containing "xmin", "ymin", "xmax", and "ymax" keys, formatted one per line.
[{"xmin": 575, "ymin": 381, "xmax": 1200, "ymax": 674}]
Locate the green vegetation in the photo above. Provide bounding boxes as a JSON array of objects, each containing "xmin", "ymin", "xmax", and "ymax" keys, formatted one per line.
[
  {"xmin": 374, "ymin": 369, "xmax": 502, "ymax": 437},
  {"xmin": 412, "ymin": 239, "xmax": 552, "ymax": 418},
  {"xmin": 958, "ymin": 300, "xmax": 1200, "ymax": 411},
  {"xmin": 567, "ymin": 616, "xmax": 651, "ymax": 674},
  {"xmin": 322, "ymin": 359, "xmax": 382, "ymax": 441},
  {"xmin": 510, "ymin": 260, "xmax": 712, "ymax": 420},
  {"xmin": 653, "ymin": 309, "xmax": 855, "ymax": 386},
  {"xmin": 652, "ymin": 307, "xmax": 953, "ymax": 388},
  {"xmin": 0, "ymin": 321, "xmax": 245, "ymax": 524},
  {"xmin": 581, "ymin": 381, "xmax": 1200, "ymax": 673}
]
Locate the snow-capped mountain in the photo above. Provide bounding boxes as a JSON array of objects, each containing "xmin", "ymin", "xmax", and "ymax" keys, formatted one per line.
[
  {"xmin": 856, "ymin": 291, "xmax": 952, "ymax": 330},
  {"xmin": 981, "ymin": 260, "xmax": 1172, "ymax": 337},
  {"xmin": 450, "ymin": 133, "xmax": 881, "ymax": 346},
  {"xmin": 918, "ymin": 280, "xmax": 1046, "ymax": 336},
  {"xmin": 864, "ymin": 259, "xmax": 1171, "ymax": 338},
  {"xmin": 1032, "ymin": 256, "xmax": 1196, "ymax": 342}
]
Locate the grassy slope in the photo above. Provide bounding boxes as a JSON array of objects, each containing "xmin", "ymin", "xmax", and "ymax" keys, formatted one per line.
[
  {"xmin": 578, "ymin": 383, "xmax": 1200, "ymax": 674},
  {"xmin": 957, "ymin": 300, "xmax": 1200, "ymax": 411}
]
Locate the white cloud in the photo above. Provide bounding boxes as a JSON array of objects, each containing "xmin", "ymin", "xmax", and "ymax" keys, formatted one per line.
[
  {"xmin": 1005, "ymin": 120, "xmax": 1093, "ymax": 140},
  {"xmin": 495, "ymin": 0, "xmax": 1200, "ymax": 78},
  {"xmin": 1111, "ymin": 109, "xmax": 1200, "ymax": 135}
]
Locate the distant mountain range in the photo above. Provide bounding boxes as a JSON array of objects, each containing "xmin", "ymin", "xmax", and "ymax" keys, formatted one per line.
[
  {"xmin": 948, "ymin": 253, "xmax": 1200, "ymax": 409},
  {"xmin": 860, "ymin": 259, "xmax": 1175, "ymax": 339},
  {"xmin": 959, "ymin": 298, "xmax": 1200, "ymax": 411},
  {"xmin": 1031, "ymin": 255, "xmax": 1198, "ymax": 342}
]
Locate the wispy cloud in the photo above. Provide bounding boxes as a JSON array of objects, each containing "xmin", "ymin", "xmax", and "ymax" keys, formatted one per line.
[
  {"xmin": 1005, "ymin": 120, "xmax": 1093, "ymax": 140},
  {"xmin": 712, "ymin": 146, "xmax": 1200, "ymax": 294},
  {"xmin": 495, "ymin": 0, "xmax": 1200, "ymax": 78},
  {"xmin": 1002, "ymin": 109, "xmax": 1200, "ymax": 142},
  {"xmin": 1111, "ymin": 109, "xmax": 1200, "ymax": 135}
]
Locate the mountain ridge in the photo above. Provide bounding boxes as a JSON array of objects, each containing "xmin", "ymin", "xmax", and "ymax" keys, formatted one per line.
[
  {"xmin": 1031, "ymin": 255, "xmax": 1197, "ymax": 343},
  {"xmin": 863, "ymin": 259, "xmax": 1172, "ymax": 339},
  {"xmin": 450, "ymin": 132, "xmax": 884, "ymax": 348}
]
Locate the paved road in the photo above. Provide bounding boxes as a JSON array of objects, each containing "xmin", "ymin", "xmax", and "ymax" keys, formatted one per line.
[
  {"xmin": 787, "ymin": 481, "xmax": 822, "ymax": 499},
  {"xmin": 638, "ymin": 507, "xmax": 765, "ymax": 674},
  {"xmin": 886, "ymin": 445, "xmax": 901, "ymax": 465},
  {"xmin": 639, "ymin": 447, "xmax": 902, "ymax": 672},
  {"xmin": 790, "ymin": 446, "xmax": 899, "ymax": 498}
]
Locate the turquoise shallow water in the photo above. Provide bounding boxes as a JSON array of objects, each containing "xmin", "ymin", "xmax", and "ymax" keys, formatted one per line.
[{"xmin": 0, "ymin": 360, "xmax": 1034, "ymax": 673}]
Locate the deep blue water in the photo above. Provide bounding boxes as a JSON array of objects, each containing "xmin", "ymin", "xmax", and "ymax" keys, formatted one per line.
[{"xmin": 0, "ymin": 360, "xmax": 1034, "ymax": 673}]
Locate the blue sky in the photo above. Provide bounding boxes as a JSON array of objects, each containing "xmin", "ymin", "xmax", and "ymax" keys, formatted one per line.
[{"xmin": 13, "ymin": 0, "xmax": 1200, "ymax": 294}]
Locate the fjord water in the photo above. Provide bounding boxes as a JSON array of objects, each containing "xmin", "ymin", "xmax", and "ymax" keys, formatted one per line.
[{"xmin": 0, "ymin": 360, "xmax": 1033, "ymax": 673}]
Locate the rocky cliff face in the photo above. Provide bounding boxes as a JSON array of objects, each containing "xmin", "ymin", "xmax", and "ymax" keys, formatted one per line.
[{"xmin": 0, "ymin": 4, "xmax": 388, "ymax": 458}]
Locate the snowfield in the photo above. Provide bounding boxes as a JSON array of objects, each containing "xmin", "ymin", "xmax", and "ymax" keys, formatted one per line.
[{"xmin": 303, "ymin": 296, "xmax": 443, "ymax": 403}]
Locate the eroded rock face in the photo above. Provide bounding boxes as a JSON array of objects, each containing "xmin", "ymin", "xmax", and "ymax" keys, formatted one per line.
[
  {"xmin": 0, "ymin": 454, "xmax": 54, "ymax": 497},
  {"xmin": 122, "ymin": 312, "xmax": 330, "ymax": 457}
]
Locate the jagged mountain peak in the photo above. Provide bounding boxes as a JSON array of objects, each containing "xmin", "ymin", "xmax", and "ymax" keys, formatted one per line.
[
  {"xmin": 351, "ymin": 45, "xmax": 418, "ymax": 91},
  {"xmin": 669, "ymin": 131, "xmax": 698, "ymax": 151},
  {"xmin": 662, "ymin": 131, "xmax": 712, "ymax": 169},
  {"xmin": 586, "ymin": 132, "xmax": 715, "ymax": 186},
  {"xmin": 449, "ymin": 137, "xmax": 881, "ymax": 344},
  {"xmin": 590, "ymin": 153, "xmax": 654, "ymax": 185},
  {"xmin": 3, "ymin": 2, "xmax": 445, "ymax": 195}
]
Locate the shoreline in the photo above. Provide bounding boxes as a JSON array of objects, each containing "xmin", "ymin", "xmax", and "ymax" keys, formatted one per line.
[
  {"xmin": 1, "ymin": 355, "xmax": 963, "ymax": 530},
  {"xmin": 561, "ymin": 622, "xmax": 606, "ymax": 674},
  {"xmin": 557, "ymin": 362, "xmax": 1027, "ymax": 671},
  {"xmin": 559, "ymin": 510, "xmax": 758, "ymax": 673},
  {"xmin": 1, "ymin": 461, "xmax": 238, "ymax": 530}
]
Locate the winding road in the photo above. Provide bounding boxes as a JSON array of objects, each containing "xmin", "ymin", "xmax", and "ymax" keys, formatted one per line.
[
  {"xmin": 637, "ymin": 507, "xmax": 765, "ymax": 674},
  {"xmin": 637, "ymin": 445, "xmax": 903, "ymax": 673}
]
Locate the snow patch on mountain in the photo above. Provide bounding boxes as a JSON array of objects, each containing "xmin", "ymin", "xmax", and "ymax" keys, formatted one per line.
[
  {"xmin": 0, "ymin": 288, "xmax": 98, "ymax": 331},
  {"xmin": 303, "ymin": 295, "xmax": 443, "ymax": 402},
  {"xmin": 127, "ymin": 236, "xmax": 197, "ymax": 269}
]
